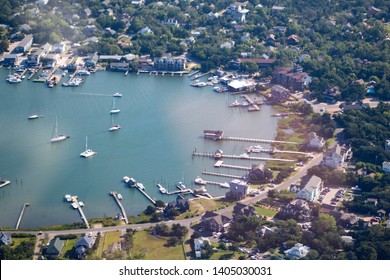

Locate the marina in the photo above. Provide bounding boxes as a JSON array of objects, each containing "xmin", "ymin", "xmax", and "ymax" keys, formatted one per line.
[{"xmin": 110, "ymin": 191, "xmax": 129, "ymax": 224}]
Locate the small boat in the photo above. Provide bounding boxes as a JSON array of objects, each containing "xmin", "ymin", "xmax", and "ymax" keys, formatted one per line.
[
  {"xmin": 240, "ymin": 153, "xmax": 250, "ymax": 159},
  {"xmin": 123, "ymin": 176, "xmax": 130, "ymax": 184},
  {"xmin": 77, "ymin": 69, "xmax": 90, "ymax": 76},
  {"xmin": 80, "ymin": 136, "xmax": 96, "ymax": 158},
  {"xmin": 109, "ymin": 124, "xmax": 121, "ymax": 131},
  {"xmin": 28, "ymin": 114, "xmax": 39, "ymax": 120},
  {"xmin": 79, "ymin": 201, "xmax": 85, "ymax": 207},
  {"xmin": 71, "ymin": 202, "xmax": 78, "ymax": 209},
  {"xmin": 157, "ymin": 184, "xmax": 167, "ymax": 194},
  {"xmin": 117, "ymin": 193, "xmax": 123, "ymax": 200},
  {"xmin": 177, "ymin": 181, "xmax": 187, "ymax": 190},
  {"xmin": 113, "ymin": 92, "xmax": 122, "ymax": 97},
  {"xmin": 0, "ymin": 179, "xmax": 11, "ymax": 188},
  {"xmin": 191, "ymin": 81, "xmax": 207, "ymax": 87},
  {"xmin": 61, "ymin": 70, "xmax": 68, "ymax": 77},
  {"xmin": 194, "ymin": 176, "xmax": 206, "ymax": 185},
  {"xmin": 220, "ymin": 182, "xmax": 230, "ymax": 188},
  {"xmin": 64, "ymin": 194, "xmax": 72, "ymax": 202},
  {"xmin": 229, "ymin": 100, "xmax": 241, "ymax": 107},
  {"xmin": 7, "ymin": 76, "xmax": 22, "ymax": 83},
  {"xmin": 50, "ymin": 116, "xmax": 69, "ymax": 143},
  {"xmin": 136, "ymin": 183, "xmax": 145, "ymax": 190},
  {"xmin": 110, "ymin": 98, "xmax": 120, "ymax": 114}
]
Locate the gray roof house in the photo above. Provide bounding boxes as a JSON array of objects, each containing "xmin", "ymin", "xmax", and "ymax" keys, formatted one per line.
[
  {"xmin": 75, "ymin": 235, "xmax": 94, "ymax": 258},
  {"xmin": 45, "ymin": 238, "xmax": 64, "ymax": 257},
  {"xmin": 0, "ymin": 232, "xmax": 12, "ymax": 245},
  {"xmin": 297, "ymin": 175, "xmax": 323, "ymax": 202}
]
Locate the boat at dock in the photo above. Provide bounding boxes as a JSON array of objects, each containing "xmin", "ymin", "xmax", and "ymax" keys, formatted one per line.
[
  {"xmin": 80, "ymin": 136, "xmax": 96, "ymax": 158},
  {"xmin": 191, "ymin": 80, "xmax": 207, "ymax": 87},
  {"xmin": 194, "ymin": 176, "xmax": 206, "ymax": 185},
  {"xmin": 123, "ymin": 176, "xmax": 136, "ymax": 186},
  {"xmin": 0, "ymin": 179, "xmax": 11, "ymax": 188},
  {"xmin": 64, "ymin": 194, "xmax": 72, "ymax": 202},
  {"xmin": 7, "ymin": 75, "xmax": 22, "ymax": 83},
  {"xmin": 219, "ymin": 182, "xmax": 230, "ymax": 188},
  {"xmin": 117, "ymin": 193, "xmax": 123, "ymax": 200},
  {"xmin": 77, "ymin": 69, "xmax": 90, "ymax": 76},
  {"xmin": 79, "ymin": 201, "xmax": 85, "ymax": 207},
  {"xmin": 157, "ymin": 183, "xmax": 167, "ymax": 194},
  {"xmin": 71, "ymin": 202, "xmax": 78, "ymax": 209},
  {"xmin": 176, "ymin": 181, "xmax": 187, "ymax": 190},
  {"xmin": 136, "ymin": 183, "xmax": 145, "ymax": 190}
]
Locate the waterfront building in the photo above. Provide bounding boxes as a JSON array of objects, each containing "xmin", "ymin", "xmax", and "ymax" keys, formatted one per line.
[
  {"xmin": 227, "ymin": 78, "xmax": 257, "ymax": 92},
  {"xmin": 272, "ymin": 67, "xmax": 311, "ymax": 90},
  {"xmin": 3, "ymin": 54, "xmax": 19, "ymax": 66},
  {"xmin": 270, "ymin": 85, "xmax": 290, "ymax": 102},
  {"xmin": 297, "ymin": 175, "xmax": 323, "ymax": 202},
  {"xmin": 27, "ymin": 48, "xmax": 45, "ymax": 66},
  {"xmin": 12, "ymin": 34, "xmax": 33, "ymax": 54},
  {"xmin": 153, "ymin": 54, "xmax": 186, "ymax": 71},
  {"xmin": 226, "ymin": 179, "xmax": 250, "ymax": 200}
]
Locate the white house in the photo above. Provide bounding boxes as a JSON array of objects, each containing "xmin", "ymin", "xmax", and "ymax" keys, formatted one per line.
[
  {"xmin": 284, "ymin": 243, "xmax": 310, "ymax": 259},
  {"xmin": 297, "ymin": 175, "xmax": 323, "ymax": 202},
  {"xmin": 383, "ymin": 161, "xmax": 390, "ymax": 174},
  {"xmin": 323, "ymin": 144, "xmax": 351, "ymax": 169},
  {"xmin": 194, "ymin": 237, "xmax": 210, "ymax": 258},
  {"xmin": 307, "ymin": 132, "xmax": 325, "ymax": 149}
]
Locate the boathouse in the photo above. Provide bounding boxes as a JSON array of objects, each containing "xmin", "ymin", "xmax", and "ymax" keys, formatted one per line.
[{"xmin": 203, "ymin": 130, "xmax": 224, "ymax": 141}]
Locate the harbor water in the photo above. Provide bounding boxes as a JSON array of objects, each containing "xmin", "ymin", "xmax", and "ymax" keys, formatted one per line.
[{"xmin": 0, "ymin": 70, "xmax": 278, "ymax": 228}]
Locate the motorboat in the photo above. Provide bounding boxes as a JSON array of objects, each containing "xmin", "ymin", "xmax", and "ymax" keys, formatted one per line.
[
  {"xmin": 229, "ymin": 100, "xmax": 241, "ymax": 107},
  {"xmin": 113, "ymin": 92, "xmax": 122, "ymax": 97},
  {"xmin": 194, "ymin": 176, "xmax": 207, "ymax": 185},
  {"xmin": 64, "ymin": 194, "xmax": 72, "ymax": 202},
  {"xmin": 219, "ymin": 182, "xmax": 230, "ymax": 188},
  {"xmin": 136, "ymin": 183, "xmax": 145, "ymax": 190},
  {"xmin": 110, "ymin": 98, "xmax": 120, "ymax": 114},
  {"xmin": 109, "ymin": 124, "xmax": 121, "ymax": 131},
  {"xmin": 28, "ymin": 115, "xmax": 39, "ymax": 120},
  {"xmin": 79, "ymin": 201, "xmax": 84, "ymax": 207},
  {"xmin": 177, "ymin": 182, "xmax": 187, "ymax": 190},
  {"xmin": 117, "ymin": 193, "xmax": 123, "ymax": 200},
  {"xmin": 71, "ymin": 202, "xmax": 78, "ymax": 209},
  {"xmin": 7, "ymin": 75, "xmax": 22, "ymax": 83}
]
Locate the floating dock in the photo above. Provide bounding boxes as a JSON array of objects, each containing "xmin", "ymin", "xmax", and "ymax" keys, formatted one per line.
[
  {"xmin": 202, "ymin": 170, "xmax": 244, "ymax": 179},
  {"xmin": 110, "ymin": 191, "xmax": 129, "ymax": 224},
  {"xmin": 71, "ymin": 196, "xmax": 90, "ymax": 229},
  {"xmin": 15, "ymin": 203, "xmax": 29, "ymax": 230}
]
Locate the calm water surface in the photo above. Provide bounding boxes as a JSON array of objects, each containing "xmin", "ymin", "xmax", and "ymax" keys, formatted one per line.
[{"xmin": 0, "ymin": 70, "xmax": 277, "ymax": 228}]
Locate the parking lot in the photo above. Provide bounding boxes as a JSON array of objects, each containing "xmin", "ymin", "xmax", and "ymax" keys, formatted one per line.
[{"xmin": 320, "ymin": 186, "xmax": 347, "ymax": 206}]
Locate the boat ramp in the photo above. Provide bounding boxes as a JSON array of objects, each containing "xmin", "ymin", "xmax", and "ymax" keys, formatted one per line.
[{"xmin": 110, "ymin": 191, "xmax": 129, "ymax": 224}]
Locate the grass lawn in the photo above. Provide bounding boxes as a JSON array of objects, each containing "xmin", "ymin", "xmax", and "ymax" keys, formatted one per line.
[
  {"xmin": 102, "ymin": 231, "xmax": 122, "ymax": 253},
  {"xmin": 176, "ymin": 198, "xmax": 232, "ymax": 220},
  {"xmin": 131, "ymin": 230, "xmax": 185, "ymax": 260},
  {"xmin": 61, "ymin": 238, "xmax": 78, "ymax": 259},
  {"xmin": 209, "ymin": 249, "xmax": 247, "ymax": 260},
  {"xmin": 128, "ymin": 213, "xmax": 150, "ymax": 224},
  {"xmin": 253, "ymin": 206, "xmax": 278, "ymax": 217},
  {"xmin": 11, "ymin": 237, "xmax": 33, "ymax": 247}
]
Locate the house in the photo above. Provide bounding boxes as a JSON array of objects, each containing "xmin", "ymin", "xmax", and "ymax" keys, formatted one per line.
[
  {"xmin": 280, "ymin": 199, "xmax": 312, "ymax": 222},
  {"xmin": 131, "ymin": 0, "xmax": 145, "ymax": 5},
  {"xmin": 37, "ymin": 0, "xmax": 49, "ymax": 5},
  {"xmin": 343, "ymin": 102, "xmax": 369, "ymax": 111},
  {"xmin": 0, "ymin": 232, "xmax": 12, "ymax": 245},
  {"xmin": 270, "ymin": 84, "xmax": 290, "ymax": 102},
  {"xmin": 272, "ymin": 67, "xmax": 311, "ymax": 90},
  {"xmin": 287, "ymin": 34, "xmax": 300, "ymax": 45},
  {"xmin": 162, "ymin": 19, "xmax": 179, "ymax": 27},
  {"xmin": 307, "ymin": 132, "xmax": 325, "ymax": 150},
  {"xmin": 52, "ymin": 43, "xmax": 66, "ymax": 53},
  {"xmin": 297, "ymin": 175, "xmax": 323, "ymax": 202},
  {"xmin": 137, "ymin": 27, "xmax": 153, "ymax": 35},
  {"xmin": 365, "ymin": 198, "xmax": 378, "ymax": 206},
  {"xmin": 341, "ymin": 236, "xmax": 354, "ymax": 244},
  {"xmin": 233, "ymin": 202, "xmax": 257, "ymax": 217},
  {"xmin": 109, "ymin": 62, "xmax": 129, "ymax": 71},
  {"xmin": 258, "ymin": 226, "xmax": 278, "ymax": 237},
  {"xmin": 322, "ymin": 86, "xmax": 340, "ymax": 103},
  {"xmin": 45, "ymin": 237, "xmax": 64, "ymax": 258},
  {"xmin": 338, "ymin": 213, "xmax": 359, "ymax": 227},
  {"xmin": 194, "ymin": 237, "xmax": 210, "ymax": 258},
  {"xmin": 19, "ymin": 24, "xmax": 32, "ymax": 32},
  {"xmin": 247, "ymin": 163, "xmax": 272, "ymax": 184},
  {"xmin": 83, "ymin": 25, "xmax": 99, "ymax": 36},
  {"xmin": 164, "ymin": 196, "xmax": 190, "ymax": 213},
  {"xmin": 84, "ymin": 53, "xmax": 99, "ymax": 68},
  {"xmin": 83, "ymin": 8, "xmax": 92, "ymax": 17},
  {"xmin": 323, "ymin": 144, "xmax": 352, "ymax": 169},
  {"xmin": 153, "ymin": 54, "xmax": 186, "ymax": 71},
  {"xmin": 27, "ymin": 48, "xmax": 45, "ymax": 66},
  {"xmin": 13, "ymin": 34, "xmax": 33, "ymax": 53},
  {"xmin": 382, "ymin": 161, "xmax": 390, "ymax": 174},
  {"xmin": 3, "ymin": 54, "xmax": 19, "ymax": 67},
  {"xmin": 385, "ymin": 140, "xmax": 390, "ymax": 151},
  {"xmin": 298, "ymin": 54, "xmax": 311, "ymax": 63},
  {"xmin": 284, "ymin": 243, "xmax": 310, "ymax": 259},
  {"xmin": 75, "ymin": 235, "xmax": 94, "ymax": 259},
  {"xmin": 201, "ymin": 211, "xmax": 231, "ymax": 232},
  {"xmin": 225, "ymin": 179, "xmax": 250, "ymax": 200},
  {"xmin": 42, "ymin": 53, "xmax": 59, "ymax": 68}
]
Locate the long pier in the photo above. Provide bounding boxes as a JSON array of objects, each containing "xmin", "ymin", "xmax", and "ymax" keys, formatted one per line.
[
  {"xmin": 110, "ymin": 191, "xmax": 129, "ymax": 224},
  {"xmin": 191, "ymin": 71, "xmax": 211, "ymax": 80},
  {"xmin": 219, "ymin": 163, "xmax": 251, "ymax": 170},
  {"xmin": 72, "ymin": 196, "xmax": 90, "ymax": 229},
  {"xmin": 202, "ymin": 171, "xmax": 244, "ymax": 179},
  {"xmin": 203, "ymin": 180, "xmax": 230, "ymax": 188},
  {"xmin": 15, "ymin": 203, "xmax": 29, "ymax": 230},
  {"xmin": 192, "ymin": 152, "xmax": 295, "ymax": 162},
  {"xmin": 135, "ymin": 185, "xmax": 156, "ymax": 205},
  {"xmin": 221, "ymin": 136, "xmax": 300, "ymax": 145}
]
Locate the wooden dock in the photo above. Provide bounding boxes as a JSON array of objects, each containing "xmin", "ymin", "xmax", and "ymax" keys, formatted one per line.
[
  {"xmin": 219, "ymin": 163, "xmax": 251, "ymax": 170},
  {"xmin": 192, "ymin": 151, "xmax": 295, "ymax": 162},
  {"xmin": 190, "ymin": 71, "xmax": 211, "ymax": 80},
  {"xmin": 202, "ymin": 171, "xmax": 244, "ymax": 179},
  {"xmin": 110, "ymin": 191, "xmax": 129, "ymax": 224},
  {"xmin": 72, "ymin": 196, "xmax": 90, "ymax": 229},
  {"xmin": 136, "ymin": 185, "xmax": 156, "ymax": 205},
  {"xmin": 203, "ymin": 180, "xmax": 230, "ymax": 188},
  {"xmin": 221, "ymin": 136, "xmax": 300, "ymax": 145},
  {"xmin": 15, "ymin": 203, "xmax": 29, "ymax": 230}
]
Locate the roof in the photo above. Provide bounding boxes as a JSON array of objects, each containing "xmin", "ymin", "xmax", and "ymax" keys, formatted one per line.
[
  {"xmin": 303, "ymin": 175, "xmax": 322, "ymax": 192},
  {"xmin": 237, "ymin": 58, "xmax": 276, "ymax": 64},
  {"xmin": 16, "ymin": 34, "xmax": 33, "ymax": 48},
  {"xmin": 76, "ymin": 236, "xmax": 93, "ymax": 248},
  {"xmin": 227, "ymin": 79, "xmax": 257, "ymax": 90},
  {"xmin": 0, "ymin": 232, "xmax": 12, "ymax": 245},
  {"xmin": 46, "ymin": 238, "xmax": 64, "ymax": 256}
]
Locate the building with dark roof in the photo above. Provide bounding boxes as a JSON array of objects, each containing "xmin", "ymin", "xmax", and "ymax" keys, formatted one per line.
[
  {"xmin": 45, "ymin": 238, "xmax": 64, "ymax": 258},
  {"xmin": 272, "ymin": 67, "xmax": 311, "ymax": 90},
  {"xmin": 201, "ymin": 211, "xmax": 232, "ymax": 232}
]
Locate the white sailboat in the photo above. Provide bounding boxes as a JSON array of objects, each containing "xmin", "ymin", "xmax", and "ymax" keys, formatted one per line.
[
  {"xmin": 80, "ymin": 136, "xmax": 96, "ymax": 158},
  {"xmin": 50, "ymin": 116, "xmax": 69, "ymax": 143},
  {"xmin": 109, "ymin": 114, "xmax": 121, "ymax": 131},
  {"xmin": 110, "ymin": 98, "xmax": 120, "ymax": 114}
]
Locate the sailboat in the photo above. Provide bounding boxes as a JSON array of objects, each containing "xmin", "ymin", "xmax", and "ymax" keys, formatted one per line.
[
  {"xmin": 110, "ymin": 98, "xmax": 120, "ymax": 114},
  {"xmin": 50, "ymin": 116, "xmax": 69, "ymax": 143},
  {"xmin": 109, "ymin": 114, "xmax": 121, "ymax": 131},
  {"xmin": 80, "ymin": 136, "xmax": 96, "ymax": 158}
]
